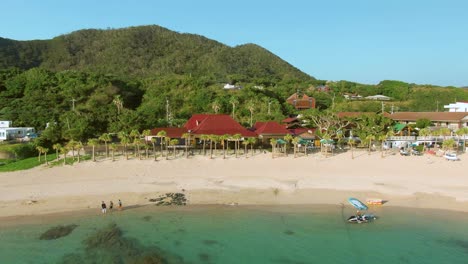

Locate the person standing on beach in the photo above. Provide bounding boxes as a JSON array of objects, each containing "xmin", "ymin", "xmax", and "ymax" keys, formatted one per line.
[
  {"xmin": 101, "ymin": 201, "xmax": 107, "ymax": 214},
  {"xmin": 109, "ymin": 201, "xmax": 114, "ymax": 210},
  {"xmin": 118, "ymin": 199, "xmax": 122, "ymax": 210}
]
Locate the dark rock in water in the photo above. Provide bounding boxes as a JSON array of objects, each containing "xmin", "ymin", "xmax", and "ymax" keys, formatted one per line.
[
  {"xmin": 58, "ymin": 223, "xmax": 185, "ymax": 264},
  {"xmin": 142, "ymin": 215, "xmax": 152, "ymax": 221},
  {"xmin": 203, "ymin": 239, "xmax": 219, "ymax": 246},
  {"xmin": 284, "ymin": 230, "xmax": 295, "ymax": 235},
  {"xmin": 39, "ymin": 224, "xmax": 78, "ymax": 240},
  {"xmin": 149, "ymin": 193, "xmax": 188, "ymax": 206},
  {"xmin": 198, "ymin": 253, "xmax": 211, "ymax": 262},
  {"xmin": 443, "ymin": 239, "xmax": 468, "ymax": 253}
]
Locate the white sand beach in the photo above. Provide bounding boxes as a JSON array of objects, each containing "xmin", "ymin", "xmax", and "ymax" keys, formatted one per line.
[{"xmin": 0, "ymin": 150, "xmax": 467, "ymax": 218}]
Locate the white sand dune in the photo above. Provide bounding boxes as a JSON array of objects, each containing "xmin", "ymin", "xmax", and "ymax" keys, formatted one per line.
[{"xmin": 0, "ymin": 150, "xmax": 467, "ymax": 217}]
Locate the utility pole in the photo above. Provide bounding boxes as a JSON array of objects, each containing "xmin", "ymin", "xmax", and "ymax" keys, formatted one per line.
[
  {"xmin": 436, "ymin": 100, "xmax": 439, "ymax": 112},
  {"xmin": 166, "ymin": 98, "xmax": 170, "ymax": 123},
  {"xmin": 391, "ymin": 104, "xmax": 394, "ymax": 114},
  {"xmin": 70, "ymin": 98, "xmax": 76, "ymax": 111},
  {"xmin": 268, "ymin": 101, "xmax": 272, "ymax": 115},
  {"xmin": 381, "ymin": 101, "xmax": 385, "ymax": 114}
]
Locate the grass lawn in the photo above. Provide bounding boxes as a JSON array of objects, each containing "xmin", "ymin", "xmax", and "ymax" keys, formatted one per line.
[{"xmin": 0, "ymin": 154, "xmax": 58, "ymax": 172}]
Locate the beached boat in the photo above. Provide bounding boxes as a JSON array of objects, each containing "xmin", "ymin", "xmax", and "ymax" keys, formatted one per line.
[
  {"xmin": 347, "ymin": 197, "xmax": 377, "ymax": 223},
  {"xmin": 347, "ymin": 214, "xmax": 377, "ymax": 223},
  {"xmin": 366, "ymin": 198, "xmax": 383, "ymax": 205}
]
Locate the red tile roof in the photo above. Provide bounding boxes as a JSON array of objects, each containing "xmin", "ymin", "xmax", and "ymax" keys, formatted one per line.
[
  {"xmin": 254, "ymin": 121, "xmax": 290, "ymax": 135},
  {"xmin": 186, "ymin": 114, "xmax": 257, "ymax": 137},
  {"xmin": 150, "ymin": 127, "xmax": 187, "ymax": 138},
  {"xmin": 387, "ymin": 112, "xmax": 468, "ymax": 122}
]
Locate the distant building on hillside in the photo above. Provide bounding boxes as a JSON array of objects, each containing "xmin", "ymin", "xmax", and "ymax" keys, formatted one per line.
[
  {"xmin": 223, "ymin": 83, "xmax": 242, "ymax": 90},
  {"xmin": 286, "ymin": 93, "xmax": 316, "ymax": 110},
  {"xmin": 365, "ymin": 95, "xmax": 391, "ymax": 101},
  {"xmin": 444, "ymin": 101, "xmax": 468, "ymax": 112}
]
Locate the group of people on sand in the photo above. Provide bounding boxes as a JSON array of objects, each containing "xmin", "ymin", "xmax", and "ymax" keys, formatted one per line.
[{"xmin": 101, "ymin": 199, "xmax": 122, "ymax": 213}]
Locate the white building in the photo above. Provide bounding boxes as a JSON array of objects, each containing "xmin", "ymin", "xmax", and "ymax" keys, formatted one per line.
[
  {"xmin": 444, "ymin": 101, "xmax": 468, "ymax": 112},
  {"xmin": 0, "ymin": 121, "xmax": 36, "ymax": 141},
  {"xmin": 365, "ymin": 95, "xmax": 391, "ymax": 101}
]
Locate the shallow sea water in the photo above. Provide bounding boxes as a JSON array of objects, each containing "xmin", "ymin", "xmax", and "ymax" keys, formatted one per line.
[{"xmin": 1, "ymin": 205, "xmax": 468, "ymax": 263}]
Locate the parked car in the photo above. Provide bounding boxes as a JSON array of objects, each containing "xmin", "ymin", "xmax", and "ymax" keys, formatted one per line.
[{"xmin": 444, "ymin": 153, "xmax": 459, "ymax": 161}]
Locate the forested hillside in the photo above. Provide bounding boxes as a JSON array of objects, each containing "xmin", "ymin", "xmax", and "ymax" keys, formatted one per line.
[{"xmin": 0, "ymin": 25, "xmax": 312, "ymax": 82}]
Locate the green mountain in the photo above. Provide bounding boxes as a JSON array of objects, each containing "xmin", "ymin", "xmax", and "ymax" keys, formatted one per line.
[{"xmin": 0, "ymin": 25, "xmax": 313, "ymax": 81}]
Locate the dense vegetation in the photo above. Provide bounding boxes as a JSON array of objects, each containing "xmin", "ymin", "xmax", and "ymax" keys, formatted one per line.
[{"xmin": 0, "ymin": 25, "xmax": 467, "ymax": 153}]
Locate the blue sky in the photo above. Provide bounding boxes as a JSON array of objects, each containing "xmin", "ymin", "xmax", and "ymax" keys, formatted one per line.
[{"xmin": 1, "ymin": 0, "xmax": 467, "ymax": 87}]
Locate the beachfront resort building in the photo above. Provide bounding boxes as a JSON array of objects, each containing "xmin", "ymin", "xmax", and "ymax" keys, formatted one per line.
[
  {"xmin": 146, "ymin": 114, "xmax": 257, "ymax": 146},
  {"xmin": 387, "ymin": 112, "xmax": 468, "ymax": 130},
  {"xmin": 0, "ymin": 121, "xmax": 36, "ymax": 142}
]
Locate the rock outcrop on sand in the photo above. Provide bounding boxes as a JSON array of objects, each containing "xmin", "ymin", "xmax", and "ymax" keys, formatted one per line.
[{"xmin": 149, "ymin": 193, "xmax": 187, "ymax": 206}]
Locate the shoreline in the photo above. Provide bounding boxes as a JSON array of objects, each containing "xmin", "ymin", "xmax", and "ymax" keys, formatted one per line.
[{"xmin": 1, "ymin": 151, "xmax": 467, "ymax": 219}]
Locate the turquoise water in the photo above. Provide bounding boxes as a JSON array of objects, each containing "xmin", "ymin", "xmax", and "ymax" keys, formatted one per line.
[{"xmin": 1, "ymin": 205, "xmax": 468, "ymax": 263}]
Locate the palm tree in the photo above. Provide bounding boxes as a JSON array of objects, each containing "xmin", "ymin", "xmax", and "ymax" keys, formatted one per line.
[
  {"xmin": 87, "ymin": 138, "xmax": 99, "ymax": 162},
  {"xmin": 130, "ymin": 129, "xmax": 140, "ymax": 157},
  {"xmin": 232, "ymin": 134, "xmax": 242, "ymax": 158},
  {"xmin": 169, "ymin": 139, "xmax": 179, "ymax": 159},
  {"xmin": 61, "ymin": 146, "xmax": 68, "ymax": 165},
  {"xmin": 377, "ymin": 134, "xmax": 387, "ymax": 158},
  {"xmin": 220, "ymin": 134, "xmax": 229, "ymax": 159},
  {"xmin": 283, "ymin": 134, "xmax": 293, "ymax": 156},
  {"xmin": 212, "ymin": 135, "xmax": 220, "ymax": 158},
  {"xmin": 66, "ymin": 140, "xmax": 77, "ymax": 160},
  {"xmin": 292, "ymin": 137, "xmax": 300, "ymax": 158},
  {"xmin": 120, "ymin": 135, "xmax": 130, "ymax": 160},
  {"xmin": 247, "ymin": 100, "xmax": 255, "ymax": 127},
  {"xmin": 456, "ymin": 127, "xmax": 468, "ymax": 153},
  {"xmin": 348, "ymin": 138, "xmax": 356, "ymax": 160},
  {"xmin": 43, "ymin": 148, "xmax": 49, "ymax": 165},
  {"xmin": 75, "ymin": 141, "xmax": 83, "ymax": 163},
  {"xmin": 133, "ymin": 138, "xmax": 142, "ymax": 160},
  {"xmin": 229, "ymin": 96, "xmax": 239, "ymax": 119},
  {"xmin": 99, "ymin": 133, "xmax": 112, "ymax": 158},
  {"xmin": 248, "ymin": 137, "xmax": 256, "ymax": 157},
  {"xmin": 109, "ymin": 143, "xmax": 117, "ymax": 161},
  {"xmin": 208, "ymin": 135, "xmax": 215, "ymax": 159},
  {"xmin": 181, "ymin": 133, "xmax": 191, "ymax": 158},
  {"xmin": 156, "ymin": 130, "xmax": 167, "ymax": 155},
  {"xmin": 418, "ymin": 127, "xmax": 431, "ymax": 151},
  {"xmin": 200, "ymin": 134, "xmax": 209, "ymax": 156},
  {"xmin": 242, "ymin": 139, "xmax": 249, "ymax": 157},
  {"xmin": 442, "ymin": 138, "xmax": 456, "ymax": 153},
  {"xmin": 142, "ymin": 129, "xmax": 151, "ymax": 158},
  {"xmin": 36, "ymin": 146, "xmax": 43, "ymax": 162},
  {"xmin": 52, "ymin": 143, "xmax": 61, "ymax": 162},
  {"xmin": 151, "ymin": 137, "xmax": 158, "ymax": 161},
  {"xmin": 164, "ymin": 137, "xmax": 171, "ymax": 160},
  {"xmin": 270, "ymin": 138, "xmax": 277, "ymax": 158},
  {"xmin": 212, "ymin": 101, "xmax": 221, "ymax": 114},
  {"xmin": 113, "ymin": 95, "xmax": 124, "ymax": 115},
  {"xmin": 365, "ymin": 134, "xmax": 375, "ymax": 155}
]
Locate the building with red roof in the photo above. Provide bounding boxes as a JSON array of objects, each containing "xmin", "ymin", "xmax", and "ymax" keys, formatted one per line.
[
  {"xmin": 286, "ymin": 93, "xmax": 316, "ymax": 110},
  {"xmin": 253, "ymin": 121, "xmax": 291, "ymax": 144},
  {"xmin": 185, "ymin": 114, "xmax": 257, "ymax": 137}
]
